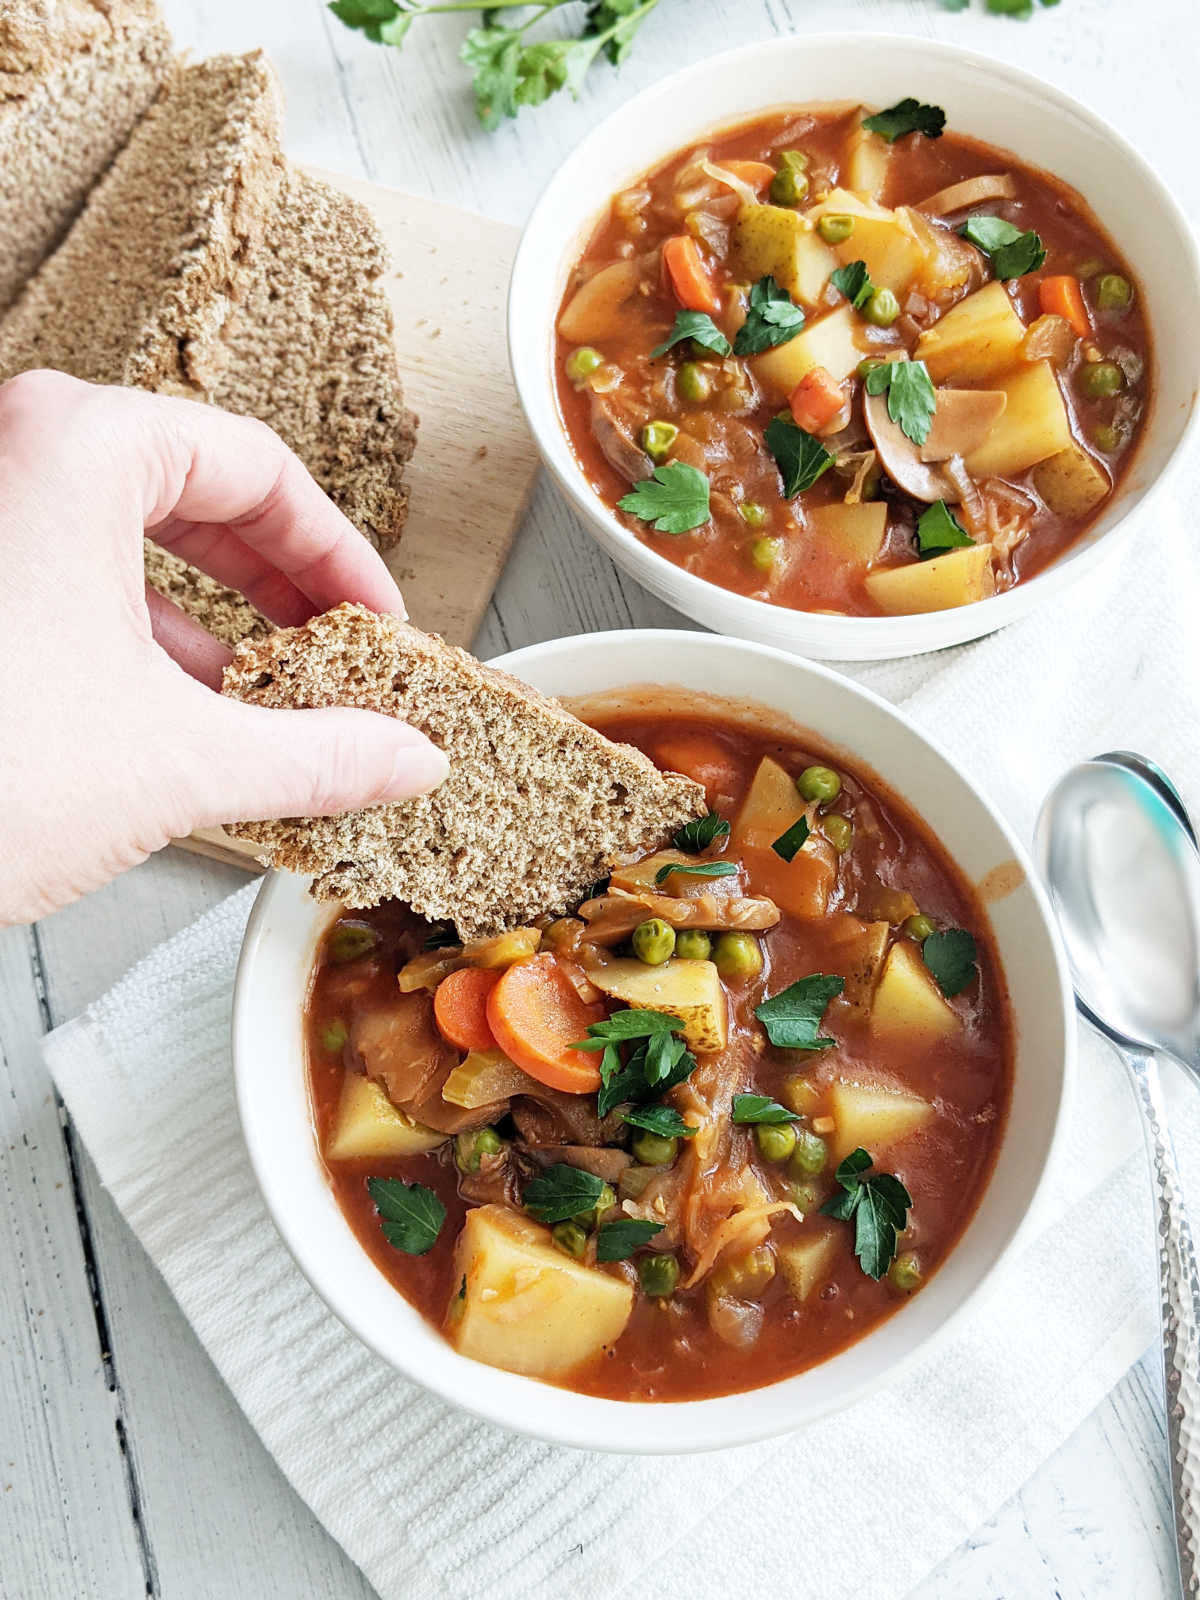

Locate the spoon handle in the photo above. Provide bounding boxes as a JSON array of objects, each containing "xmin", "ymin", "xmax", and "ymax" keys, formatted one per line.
[{"xmin": 1130, "ymin": 1049, "xmax": 1200, "ymax": 1596}]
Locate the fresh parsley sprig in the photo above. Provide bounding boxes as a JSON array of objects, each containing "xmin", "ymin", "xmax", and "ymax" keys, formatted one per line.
[
  {"xmin": 732, "ymin": 1093, "xmax": 799, "ymax": 1125},
  {"xmin": 596, "ymin": 1217, "xmax": 664, "ymax": 1260},
  {"xmin": 733, "ymin": 276, "xmax": 806, "ymax": 356},
  {"xmin": 820, "ymin": 1148, "xmax": 913, "ymax": 1279},
  {"xmin": 771, "ymin": 814, "xmax": 810, "ymax": 862},
  {"xmin": 862, "ymin": 98, "xmax": 946, "ymax": 142},
  {"xmin": 958, "ymin": 215, "xmax": 1046, "ymax": 280},
  {"xmin": 572, "ymin": 1008, "xmax": 698, "ymax": 1116},
  {"xmin": 830, "ymin": 259, "xmax": 876, "ymax": 311},
  {"xmin": 921, "ymin": 928, "xmax": 978, "ymax": 996},
  {"xmin": 673, "ymin": 812, "xmax": 730, "ymax": 853},
  {"xmin": 764, "ymin": 417, "xmax": 835, "ymax": 497},
  {"xmin": 367, "ymin": 1176, "xmax": 446, "ymax": 1255},
  {"xmin": 623, "ymin": 1103, "xmax": 698, "ymax": 1139},
  {"xmin": 619, "ymin": 461, "xmax": 711, "ymax": 534},
  {"xmin": 651, "ymin": 310, "xmax": 731, "ymax": 359},
  {"xmin": 755, "ymin": 974, "xmax": 844, "ymax": 1050},
  {"xmin": 523, "ymin": 1162, "xmax": 606, "ymax": 1222},
  {"xmin": 864, "ymin": 360, "xmax": 937, "ymax": 447},
  {"xmin": 917, "ymin": 500, "xmax": 973, "ymax": 559},
  {"xmin": 654, "ymin": 859, "xmax": 738, "ymax": 885}
]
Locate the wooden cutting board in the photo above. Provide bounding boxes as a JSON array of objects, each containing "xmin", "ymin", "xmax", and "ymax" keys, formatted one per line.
[{"xmin": 180, "ymin": 170, "xmax": 538, "ymax": 872}]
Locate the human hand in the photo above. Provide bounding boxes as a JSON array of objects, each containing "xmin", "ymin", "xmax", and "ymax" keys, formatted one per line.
[{"xmin": 0, "ymin": 371, "xmax": 449, "ymax": 923}]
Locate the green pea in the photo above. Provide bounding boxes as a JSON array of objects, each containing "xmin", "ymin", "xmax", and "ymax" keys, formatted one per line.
[
  {"xmin": 641, "ymin": 420, "xmax": 679, "ymax": 462},
  {"xmin": 861, "ymin": 286, "xmax": 901, "ymax": 327},
  {"xmin": 1091, "ymin": 422, "xmax": 1122, "ymax": 453},
  {"xmin": 565, "ymin": 346, "xmax": 604, "ymax": 383},
  {"xmin": 677, "ymin": 361, "xmax": 713, "ymax": 403},
  {"xmin": 856, "ymin": 356, "xmax": 885, "ymax": 381},
  {"xmin": 770, "ymin": 150, "xmax": 810, "ymax": 207},
  {"xmin": 817, "ymin": 213, "xmax": 855, "ymax": 244},
  {"xmin": 740, "ymin": 501, "xmax": 768, "ymax": 529},
  {"xmin": 320, "ymin": 1018, "xmax": 349, "ymax": 1053},
  {"xmin": 1078, "ymin": 361, "xmax": 1124, "ymax": 400},
  {"xmin": 712, "ymin": 930, "xmax": 764, "ymax": 980},
  {"xmin": 328, "ymin": 922, "xmax": 381, "ymax": 964},
  {"xmin": 796, "ymin": 764, "xmax": 842, "ymax": 804},
  {"xmin": 790, "ymin": 1127, "xmax": 828, "ymax": 1176},
  {"xmin": 888, "ymin": 1250, "xmax": 922, "ymax": 1294},
  {"xmin": 638, "ymin": 1253, "xmax": 680, "ymax": 1297},
  {"xmin": 632, "ymin": 1130, "xmax": 679, "ymax": 1166},
  {"xmin": 750, "ymin": 536, "xmax": 784, "ymax": 573},
  {"xmin": 754, "ymin": 1121, "xmax": 797, "ymax": 1163},
  {"xmin": 454, "ymin": 1126, "xmax": 504, "ymax": 1174},
  {"xmin": 578, "ymin": 1182, "xmax": 618, "ymax": 1231},
  {"xmin": 903, "ymin": 913, "xmax": 937, "ymax": 943},
  {"xmin": 632, "ymin": 917, "xmax": 676, "ymax": 966},
  {"xmin": 788, "ymin": 1179, "xmax": 821, "ymax": 1212},
  {"xmin": 675, "ymin": 929, "xmax": 713, "ymax": 960},
  {"xmin": 1094, "ymin": 273, "xmax": 1133, "ymax": 313},
  {"xmin": 552, "ymin": 1221, "xmax": 589, "ymax": 1259},
  {"xmin": 823, "ymin": 815, "xmax": 853, "ymax": 854}
]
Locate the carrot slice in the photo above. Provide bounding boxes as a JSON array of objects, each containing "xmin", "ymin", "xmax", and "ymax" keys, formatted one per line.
[
  {"xmin": 789, "ymin": 366, "xmax": 845, "ymax": 433},
  {"xmin": 662, "ymin": 234, "xmax": 722, "ymax": 316},
  {"xmin": 1038, "ymin": 275, "xmax": 1090, "ymax": 338},
  {"xmin": 721, "ymin": 159, "xmax": 777, "ymax": 190},
  {"xmin": 653, "ymin": 732, "xmax": 742, "ymax": 810},
  {"xmin": 485, "ymin": 954, "xmax": 606, "ymax": 1094},
  {"xmin": 433, "ymin": 966, "xmax": 501, "ymax": 1053}
]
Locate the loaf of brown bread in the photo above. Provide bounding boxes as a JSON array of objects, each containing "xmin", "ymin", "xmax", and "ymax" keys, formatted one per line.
[
  {"xmin": 0, "ymin": 51, "xmax": 285, "ymax": 396},
  {"xmin": 221, "ymin": 605, "xmax": 706, "ymax": 939},
  {"xmin": 0, "ymin": 0, "xmax": 172, "ymax": 312}
]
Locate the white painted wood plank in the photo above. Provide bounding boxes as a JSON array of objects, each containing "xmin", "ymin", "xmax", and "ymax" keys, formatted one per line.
[{"xmin": 0, "ymin": 923, "xmax": 147, "ymax": 1599}]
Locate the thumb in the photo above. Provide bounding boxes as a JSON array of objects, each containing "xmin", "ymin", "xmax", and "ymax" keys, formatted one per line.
[{"xmin": 175, "ymin": 692, "xmax": 450, "ymax": 831}]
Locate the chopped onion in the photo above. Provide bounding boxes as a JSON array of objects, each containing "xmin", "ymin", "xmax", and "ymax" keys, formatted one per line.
[
  {"xmin": 699, "ymin": 157, "xmax": 760, "ymax": 210},
  {"xmin": 916, "ymin": 173, "xmax": 1018, "ymax": 216},
  {"xmin": 1021, "ymin": 313, "xmax": 1077, "ymax": 366}
]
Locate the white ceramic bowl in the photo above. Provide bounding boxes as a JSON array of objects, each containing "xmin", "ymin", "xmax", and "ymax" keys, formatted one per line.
[
  {"xmin": 508, "ymin": 34, "xmax": 1199, "ymax": 661},
  {"xmin": 234, "ymin": 630, "xmax": 1075, "ymax": 1452}
]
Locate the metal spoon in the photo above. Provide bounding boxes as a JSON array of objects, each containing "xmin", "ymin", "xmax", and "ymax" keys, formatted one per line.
[{"xmin": 1037, "ymin": 756, "xmax": 1200, "ymax": 1596}]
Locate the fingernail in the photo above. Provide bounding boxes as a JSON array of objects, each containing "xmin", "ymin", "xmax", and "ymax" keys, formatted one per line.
[{"xmin": 387, "ymin": 741, "xmax": 450, "ymax": 799}]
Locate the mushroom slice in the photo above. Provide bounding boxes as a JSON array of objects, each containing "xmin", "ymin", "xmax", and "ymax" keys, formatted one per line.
[
  {"xmin": 919, "ymin": 388, "xmax": 1007, "ymax": 462},
  {"xmin": 862, "ymin": 388, "xmax": 955, "ymax": 503},
  {"xmin": 916, "ymin": 174, "xmax": 1018, "ymax": 216},
  {"xmin": 589, "ymin": 392, "xmax": 653, "ymax": 484}
]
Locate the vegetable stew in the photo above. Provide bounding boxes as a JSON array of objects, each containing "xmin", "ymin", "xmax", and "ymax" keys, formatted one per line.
[
  {"xmin": 305, "ymin": 706, "xmax": 1012, "ymax": 1400},
  {"xmin": 554, "ymin": 101, "xmax": 1150, "ymax": 617}
]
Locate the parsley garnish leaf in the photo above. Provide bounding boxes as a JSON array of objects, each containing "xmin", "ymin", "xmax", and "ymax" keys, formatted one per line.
[
  {"xmin": 922, "ymin": 928, "xmax": 978, "ymax": 996},
  {"xmin": 917, "ymin": 500, "xmax": 974, "ymax": 559},
  {"xmin": 572, "ymin": 1009, "xmax": 683, "ymax": 1048},
  {"xmin": 755, "ymin": 974, "xmax": 844, "ymax": 1050},
  {"xmin": 619, "ymin": 461, "xmax": 711, "ymax": 534},
  {"xmin": 573, "ymin": 1009, "xmax": 697, "ymax": 1116},
  {"xmin": 596, "ymin": 1218, "xmax": 664, "ymax": 1261},
  {"xmin": 523, "ymin": 1162, "xmax": 606, "ymax": 1223},
  {"xmin": 772, "ymin": 814, "xmax": 810, "ymax": 862},
  {"xmin": 367, "ymin": 1177, "xmax": 445, "ymax": 1255},
  {"xmin": 654, "ymin": 859, "xmax": 738, "ymax": 885},
  {"xmin": 862, "ymin": 98, "xmax": 946, "ymax": 143},
  {"xmin": 651, "ymin": 310, "xmax": 732, "ymax": 359},
  {"xmin": 732, "ymin": 1093, "xmax": 800, "ymax": 1125},
  {"xmin": 864, "ymin": 359, "xmax": 937, "ymax": 447},
  {"xmin": 830, "ymin": 259, "xmax": 875, "ymax": 310},
  {"xmin": 622, "ymin": 1103, "xmax": 698, "ymax": 1138},
  {"xmin": 733, "ymin": 275, "xmax": 806, "ymax": 356},
  {"xmin": 820, "ymin": 1148, "xmax": 913, "ymax": 1279},
  {"xmin": 958, "ymin": 216, "xmax": 1047, "ymax": 280},
  {"xmin": 764, "ymin": 417, "xmax": 835, "ymax": 497},
  {"xmin": 673, "ymin": 811, "xmax": 730, "ymax": 853}
]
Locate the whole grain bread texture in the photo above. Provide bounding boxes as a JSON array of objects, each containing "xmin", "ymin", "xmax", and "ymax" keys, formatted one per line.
[
  {"xmin": 214, "ymin": 167, "xmax": 417, "ymax": 551},
  {"xmin": 143, "ymin": 541, "xmax": 270, "ymax": 647},
  {"xmin": 0, "ymin": 0, "xmax": 172, "ymax": 312},
  {"xmin": 0, "ymin": 51, "xmax": 285, "ymax": 396},
  {"xmin": 221, "ymin": 604, "xmax": 706, "ymax": 939}
]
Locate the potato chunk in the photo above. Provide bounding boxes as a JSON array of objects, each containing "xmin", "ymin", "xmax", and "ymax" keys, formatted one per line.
[
  {"xmin": 829, "ymin": 1079, "xmax": 934, "ymax": 1164},
  {"xmin": 753, "ymin": 304, "xmax": 862, "ymax": 396},
  {"xmin": 865, "ymin": 545, "xmax": 995, "ymax": 616},
  {"xmin": 843, "ymin": 117, "xmax": 891, "ymax": 200},
  {"xmin": 964, "ymin": 361, "xmax": 1072, "ymax": 477},
  {"xmin": 731, "ymin": 204, "xmax": 839, "ymax": 308},
  {"xmin": 824, "ymin": 914, "xmax": 891, "ymax": 1008},
  {"xmin": 325, "ymin": 1074, "xmax": 447, "ymax": 1161},
  {"xmin": 447, "ymin": 1206, "xmax": 633, "ymax": 1379},
  {"xmin": 810, "ymin": 502, "xmax": 888, "ymax": 568},
  {"xmin": 914, "ymin": 281, "xmax": 1026, "ymax": 383},
  {"xmin": 1032, "ymin": 442, "xmax": 1111, "ymax": 517},
  {"xmin": 732, "ymin": 755, "xmax": 837, "ymax": 919},
  {"xmin": 809, "ymin": 189, "xmax": 927, "ymax": 294},
  {"xmin": 778, "ymin": 1230, "xmax": 840, "ymax": 1300},
  {"xmin": 869, "ymin": 940, "xmax": 960, "ymax": 1044},
  {"xmin": 587, "ymin": 956, "xmax": 728, "ymax": 1053}
]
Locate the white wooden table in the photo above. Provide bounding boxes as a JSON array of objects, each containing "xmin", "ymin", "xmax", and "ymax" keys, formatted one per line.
[{"xmin": 1, "ymin": 0, "xmax": 1194, "ymax": 1594}]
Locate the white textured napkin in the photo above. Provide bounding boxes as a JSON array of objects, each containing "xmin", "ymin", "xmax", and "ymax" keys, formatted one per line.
[{"xmin": 44, "ymin": 459, "xmax": 1200, "ymax": 1600}]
